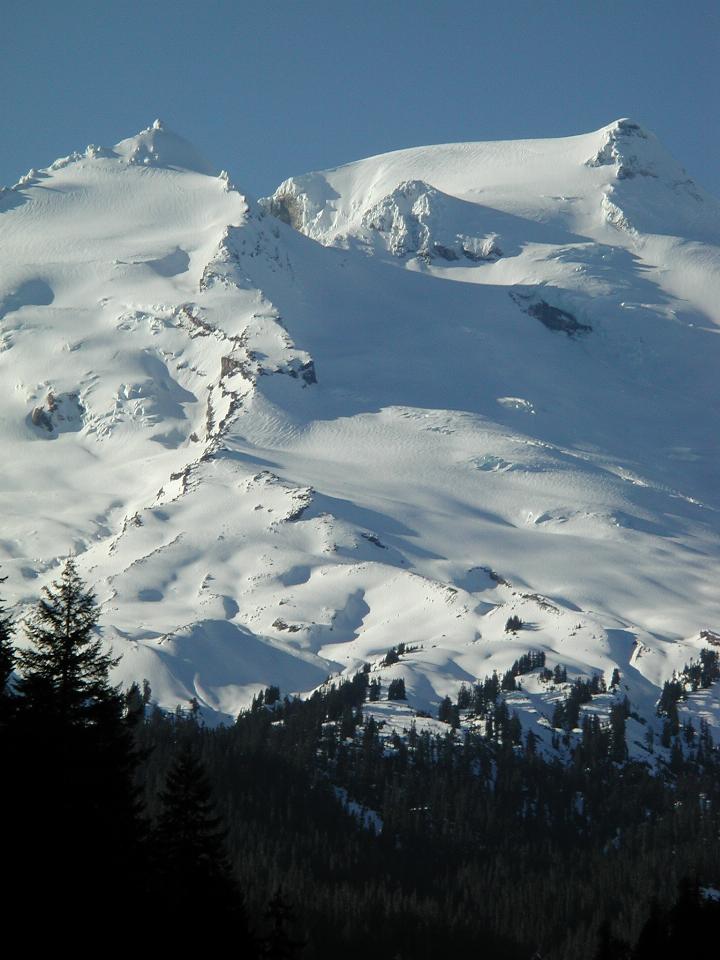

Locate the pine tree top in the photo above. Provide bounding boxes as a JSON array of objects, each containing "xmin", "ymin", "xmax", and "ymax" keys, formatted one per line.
[
  {"xmin": 0, "ymin": 569, "xmax": 15, "ymax": 700},
  {"xmin": 16, "ymin": 558, "xmax": 119, "ymax": 723}
]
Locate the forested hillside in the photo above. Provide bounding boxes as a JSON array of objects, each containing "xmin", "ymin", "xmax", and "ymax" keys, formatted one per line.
[{"xmin": 3, "ymin": 563, "xmax": 719, "ymax": 957}]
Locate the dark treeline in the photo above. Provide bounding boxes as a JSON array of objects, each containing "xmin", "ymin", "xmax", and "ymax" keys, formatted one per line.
[{"xmin": 2, "ymin": 561, "xmax": 720, "ymax": 957}]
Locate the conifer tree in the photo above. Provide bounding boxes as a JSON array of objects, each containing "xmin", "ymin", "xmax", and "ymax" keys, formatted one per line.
[
  {"xmin": 0, "ymin": 612, "xmax": 13, "ymax": 692},
  {"xmin": 438, "ymin": 694, "xmax": 453, "ymax": 724},
  {"xmin": 10, "ymin": 559, "xmax": 146, "ymax": 936},
  {"xmin": 263, "ymin": 889, "xmax": 305, "ymax": 958},
  {"xmin": 152, "ymin": 743, "xmax": 255, "ymax": 947},
  {"xmin": 0, "ymin": 575, "xmax": 17, "ymax": 906},
  {"xmin": 16, "ymin": 558, "xmax": 118, "ymax": 724},
  {"xmin": 608, "ymin": 702, "xmax": 628, "ymax": 762},
  {"xmin": 0, "ymin": 577, "xmax": 15, "ymax": 717},
  {"xmin": 457, "ymin": 683, "xmax": 472, "ymax": 709}
]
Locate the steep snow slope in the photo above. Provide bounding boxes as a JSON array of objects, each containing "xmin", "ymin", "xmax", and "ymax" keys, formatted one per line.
[
  {"xmin": 269, "ymin": 119, "xmax": 720, "ymax": 318},
  {"xmin": 2, "ymin": 120, "xmax": 719, "ymax": 754}
]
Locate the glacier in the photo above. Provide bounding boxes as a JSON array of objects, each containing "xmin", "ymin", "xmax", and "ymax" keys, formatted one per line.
[{"xmin": 1, "ymin": 118, "xmax": 719, "ymax": 753}]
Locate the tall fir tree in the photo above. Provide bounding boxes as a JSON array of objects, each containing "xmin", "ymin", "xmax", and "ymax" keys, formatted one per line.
[
  {"xmin": 16, "ymin": 558, "xmax": 118, "ymax": 724},
  {"xmin": 11, "ymin": 559, "xmax": 146, "ymax": 937},
  {"xmin": 152, "ymin": 743, "xmax": 256, "ymax": 949},
  {"xmin": 0, "ymin": 573, "xmax": 17, "ymax": 895},
  {"xmin": 0, "ymin": 574, "xmax": 15, "ymax": 719},
  {"xmin": 263, "ymin": 889, "xmax": 305, "ymax": 959}
]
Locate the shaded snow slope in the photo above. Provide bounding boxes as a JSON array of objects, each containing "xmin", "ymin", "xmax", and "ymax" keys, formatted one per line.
[{"xmin": 1, "ymin": 121, "xmax": 719, "ymax": 755}]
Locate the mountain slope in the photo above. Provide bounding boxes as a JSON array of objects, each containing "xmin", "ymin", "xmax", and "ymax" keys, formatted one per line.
[{"xmin": 1, "ymin": 119, "xmax": 719, "ymax": 752}]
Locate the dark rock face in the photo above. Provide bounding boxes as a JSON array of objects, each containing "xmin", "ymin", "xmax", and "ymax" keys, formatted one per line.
[
  {"xmin": 526, "ymin": 301, "xmax": 592, "ymax": 336},
  {"xmin": 286, "ymin": 359, "xmax": 317, "ymax": 385},
  {"xmin": 510, "ymin": 292, "xmax": 591, "ymax": 337},
  {"xmin": 31, "ymin": 406, "xmax": 53, "ymax": 431},
  {"xmin": 220, "ymin": 355, "xmax": 242, "ymax": 379},
  {"xmin": 298, "ymin": 360, "xmax": 317, "ymax": 385},
  {"xmin": 267, "ymin": 196, "xmax": 292, "ymax": 226},
  {"xmin": 432, "ymin": 243, "xmax": 460, "ymax": 261},
  {"xmin": 29, "ymin": 390, "xmax": 85, "ymax": 435}
]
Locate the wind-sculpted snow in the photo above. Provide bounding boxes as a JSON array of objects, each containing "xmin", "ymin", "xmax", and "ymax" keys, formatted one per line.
[
  {"xmin": 1, "ymin": 121, "xmax": 719, "ymax": 758},
  {"xmin": 271, "ymin": 178, "xmax": 504, "ymax": 264}
]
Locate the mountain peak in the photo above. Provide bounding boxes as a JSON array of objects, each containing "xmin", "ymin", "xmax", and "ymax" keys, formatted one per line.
[
  {"xmin": 603, "ymin": 117, "xmax": 650, "ymax": 137},
  {"xmin": 2, "ymin": 119, "xmax": 719, "ymax": 735},
  {"xmin": 587, "ymin": 118, "xmax": 676, "ymax": 180},
  {"xmin": 112, "ymin": 121, "xmax": 216, "ymax": 176}
]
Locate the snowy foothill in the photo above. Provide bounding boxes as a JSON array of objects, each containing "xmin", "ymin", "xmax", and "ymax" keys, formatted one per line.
[{"xmin": 1, "ymin": 118, "xmax": 719, "ymax": 756}]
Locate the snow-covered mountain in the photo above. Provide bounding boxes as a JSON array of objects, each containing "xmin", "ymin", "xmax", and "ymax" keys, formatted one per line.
[{"xmin": 2, "ymin": 118, "xmax": 719, "ymax": 751}]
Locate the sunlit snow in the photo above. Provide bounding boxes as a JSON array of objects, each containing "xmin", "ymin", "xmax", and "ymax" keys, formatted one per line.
[{"xmin": 1, "ymin": 119, "xmax": 719, "ymax": 750}]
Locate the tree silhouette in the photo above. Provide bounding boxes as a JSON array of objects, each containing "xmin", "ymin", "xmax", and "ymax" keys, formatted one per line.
[
  {"xmin": 16, "ymin": 558, "xmax": 118, "ymax": 725},
  {"xmin": 263, "ymin": 889, "xmax": 305, "ymax": 958},
  {"xmin": 11, "ymin": 559, "xmax": 145, "ymax": 936},
  {"xmin": 0, "ymin": 572, "xmax": 15, "ymax": 718},
  {"xmin": 152, "ymin": 743, "xmax": 255, "ymax": 947}
]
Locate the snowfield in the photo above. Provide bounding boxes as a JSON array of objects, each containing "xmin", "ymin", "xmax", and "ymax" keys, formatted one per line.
[{"xmin": 1, "ymin": 118, "xmax": 719, "ymax": 753}]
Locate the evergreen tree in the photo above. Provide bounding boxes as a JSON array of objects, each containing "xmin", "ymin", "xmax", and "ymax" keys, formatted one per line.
[
  {"xmin": 0, "ymin": 576, "xmax": 15, "ymax": 718},
  {"xmin": 553, "ymin": 664, "xmax": 567, "ymax": 684},
  {"xmin": 552, "ymin": 700, "xmax": 566, "ymax": 730},
  {"xmin": 0, "ymin": 606, "xmax": 13, "ymax": 689},
  {"xmin": 0, "ymin": 574, "xmax": 17, "ymax": 911},
  {"xmin": 449, "ymin": 702, "xmax": 461, "ymax": 729},
  {"xmin": 382, "ymin": 646, "xmax": 400, "ymax": 666},
  {"xmin": 124, "ymin": 680, "xmax": 147, "ymax": 726},
  {"xmin": 152, "ymin": 743, "xmax": 254, "ymax": 946},
  {"xmin": 657, "ymin": 680, "xmax": 681, "ymax": 735},
  {"xmin": 263, "ymin": 889, "xmax": 305, "ymax": 958},
  {"xmin": 608, "ymin": 702, "xmax": 628, "ymax": 762},
  {"xmin": 340, "ymin": 703, "xmax": 357, "ymax": 738},
  {"xmin": 669, "ymin": 738, "xmax": 685, "ymax": 773},
  {"xmin": 16, "ymin": 558, "xmax": 118, "ymax": 725},
  {"xmin": 660, "ymin": 720, "xmax": 673, "ymax": 749},
  {"xmin": 508, "ymin": 711, "xmax": 522, "ymax": 745},
  {"xmin": 457, "ymin": 683, "xmax": 472, "ymax": 709},
  {"xmin": 698, "ymin": 717, "xmax": 714, "ymax": 758},
  {"xmin": 265, "ymin": 684, "xmax": 281, "ymax": 705},
  {"xmin": 10, "ymin": 559, "xmax": 146, "ymax": 936},
  {"xmin": 438, "ymin": 695, "xmax": 453, "ymax": 724}
]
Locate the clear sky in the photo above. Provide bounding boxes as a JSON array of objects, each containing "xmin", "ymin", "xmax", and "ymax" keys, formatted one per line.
[{"xmin": 2, "ymin": 0, "xmax": 718, "ymax": 198}]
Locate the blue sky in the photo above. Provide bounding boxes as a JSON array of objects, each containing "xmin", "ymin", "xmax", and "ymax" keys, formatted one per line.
[{"xmin": 2, "ymin": 0, "xmax": 718, "ymax": 198}]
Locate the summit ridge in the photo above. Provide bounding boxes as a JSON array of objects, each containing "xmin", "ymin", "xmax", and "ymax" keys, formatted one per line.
[{"xmin": 0, "ymin": 119, "xmax": 718, "ymax": 758}]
